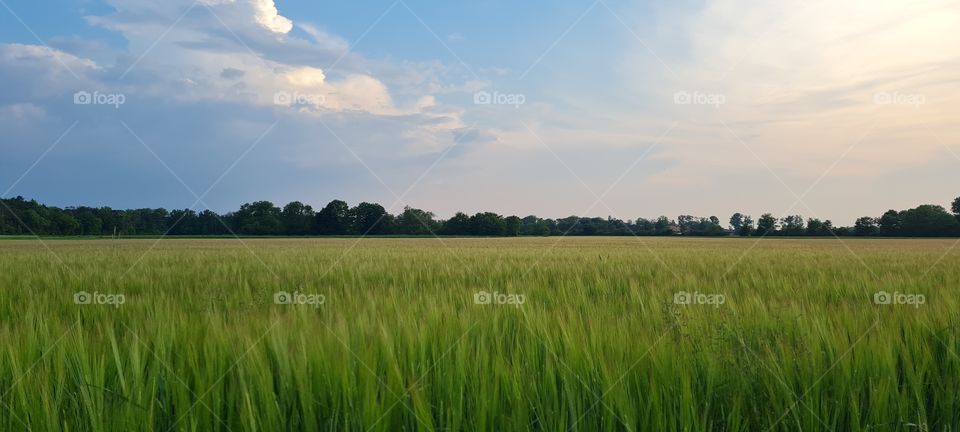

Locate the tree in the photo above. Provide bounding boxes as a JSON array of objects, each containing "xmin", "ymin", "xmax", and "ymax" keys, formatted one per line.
[
  {"xmin": 128, "ymin": 208, "xmax": 168, "ymax": 234},
  {"xmin": 469, "ymin": 212, "xmax": 506, "ymax": 236},
  {"xmin": 76, "ymin": 210, "xmax": 103, "ymax": 235},
  {"xmin": 877, "ymin": 210, "xmax": 902, "ymax": 236},
  {"xmin": 854, "ymin": 217, "xmax": 878, "ymax": 236},
  {"xmin": 351, "ymin": 202, "xmax": 391, "ymax": 235},
  {"xmin": 553, "ymin": 216, "xmax": 582, "ymax": 235},
  {"xmin": 96, "ymin": 207, "xmax": 120, "ymax": 235},
  {"xmin": 0, "ymin": 204, "xmax": 8, "ymax": 235},
  {"xmin": 677, "ymin": 215, "xmax": 696, "ymax": 234},
  {"xmin": 197, "ymin": 210, "xmax": 226, "ymax": 235},
  {"xmin": 780, "ymin": 215, "xmax": 805, "ymax": 236},
  {"xmin": 395, "ymin": 207, "xmax": 439, "ymax": 235},
  {"xmin": 314, "ymin": 200, "xmax": 352, "ymax": 235},
  {"xmin": 167, "ymin": 209, "xmax": 198, "ymax": 235},
  {"xmin": 821, "ymin": 220, "xmax": 834, "ymax": 235},
  {"xmin": 737, "ymin": 215, "xmax": 754, "ymax": 236},
  {"xmin": 806, "ymin": 218, "xmax": 833, "ymax": 236},
  {"xmin": 234, "ymin": 201, "xmax": 282, "ymax": 235},
  {"xmin": 756, "ymin": 213, "xmax": 778, "ymax": 236},
  {"xmin": 52, "ymin": 212, "xmax": 80, "ymax": 235},
  {"xmin": 729, "ymin": 213, "xmax": 744, "ymax": 233},
  {"xmin": 281, "ymin": 201, "xmax": 314, "ymax": 235},
  {"xmin": 520, "ymin": 216, "xmax": 552, "ymax": 236},
  {"xmin": 900, "ymin": 205, "xmax": 960, "ymax": 236},
  {"xmin": 5, "ymin": 193, "xmax": 960, "ymax": 238},
  {"xmin": 443, "ymin": 212, "xmax": 471, "ymax": 235},
  {"xmin": 654, "ymin": 216, "xmax": 672, "ymax": 235},
  {"xmin": 504, "ymin": 216, "xmax": 522, "ymax": 237}
]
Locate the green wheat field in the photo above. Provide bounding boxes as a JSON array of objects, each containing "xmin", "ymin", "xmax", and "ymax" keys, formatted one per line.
[{"xmin": 1, "ymin": 237, "xmax": 958, "ymax": 431}]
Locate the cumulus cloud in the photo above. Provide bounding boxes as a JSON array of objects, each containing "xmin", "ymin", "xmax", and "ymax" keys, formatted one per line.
[
  {"xmin": 251, "ymin": 0, "xmax": 292, "ymax": 33},
  {"xmin": 0, "ymin": 0, "xmax": 498, "ymax": 212},
  {"xmin": 10, "ymin": 0, "xmax": 953, "ymax": 223}
]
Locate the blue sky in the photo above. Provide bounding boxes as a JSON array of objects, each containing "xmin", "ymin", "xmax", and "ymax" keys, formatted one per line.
[{"xmin": 1, "ymin": 0, "xmax": 959, "ymax": 225}]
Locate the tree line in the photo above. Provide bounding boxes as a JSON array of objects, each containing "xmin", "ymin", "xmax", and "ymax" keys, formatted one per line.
[{"xmin": 1, "ymin": 195, "xmax": 959, "ymax": 237}]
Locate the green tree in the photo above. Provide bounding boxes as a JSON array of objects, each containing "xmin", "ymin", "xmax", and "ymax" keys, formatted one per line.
[
  {"xmin": 443, "ymin": 212, "xmax": 471, "ymax": 235},
  {"xmin": 504, "ymin": 216, "xmax": 521, "ymax": 237},
  {"xmin": 53, "ymin": 212, "xmax": 80, "ymax": 235},
  {"xmin": 167, "ymin": 209, "xmax": 199, "ymax": 235},
  {"xmin": 654, "ymin": 216, "xmax": 672, "ymax": 235},
  {"xmin": 314, "ymin": 200, "xmax": 352, "ymax": 235},
  {"xmin": 854, "ymin": 217, "xmax": 878, "ymax": 236},
  {"xmin": 281, "ymin": 201, "xmax": 314, "ymax": 235},
  {"xmin": 729, "ymin": 213, "xmax": 744, "ymax": 232},
  {"xmin": 520, "ymin": 216, "xmax": 551, "ymax": 236},
  {"xmin": 780, "ymin": 215, "xmax": 805, "ymax": 236},
  {"xmin": 22, "ymin": 209, "xmax": 49, "ymax": 233},
  {"xmin": 634, "ymin": 218, "xmax": 653, "ymax": 234},
  {"xmin": 877, "ymin": 210, "xmax": 902, "ymax": 236},
  {"xmin": 96, "ymin": 207, "xmax": 120, "ymax": 235},
  {"xmin": 351, "ymin": 202, "xmax": 391, "ymax": 235},
  {"xmin": 900, "ymin": 205, "xmax": 960, "ymax": 236},
  {"xmin": 756, "ymin": 213, "xmax": 778, "ymax": 236},
  {"xmin": 197, "ymin": 210, "xmax": 226, "ymax": 235},
  {"xmin": 0, "ymin": 204, "xmax": 8, "ymax": 234},
  {"xmin": 469, "ymin": 212, "xmax": 506, "ymax": 236},
  {"xmin": 737, "ymin": 215, "xmax": 754, "ymax": 236},
  {"xmin": 805, "ymin": 218, "xmax": 833, "ymax": 236},
  {"xmin": 952, "ymin": 196, "xmax": 960, "ymax": 220},
  {"xmin": 395, "ymin": 207, "xmax": 439, "ymax": 235},
  {"xmin": 234, "ymin": 201, "xmax": 282, "ymax": 235},
  {"xmin": 76, "ymin": 210, "xmax": 103, "ymax": 235},
  {"xmin": 677, "ymin": 215, "xmax": 696, "ymax": 234}
]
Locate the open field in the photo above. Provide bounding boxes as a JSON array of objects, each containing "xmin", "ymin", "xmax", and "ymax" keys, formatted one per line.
[{"xmin": 1, "ymin": 237, "xmax": 959, "ymax": 431}]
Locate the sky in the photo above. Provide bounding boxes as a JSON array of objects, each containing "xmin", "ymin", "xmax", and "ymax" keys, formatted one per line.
[{"xmin": 1, "ymin": 0, "xmax": 959, "ymax": 225}]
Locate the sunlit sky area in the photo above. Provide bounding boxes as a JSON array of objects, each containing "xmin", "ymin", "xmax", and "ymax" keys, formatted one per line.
[{"xmin": 2, "ymin": 0, "xmax": 959, "ymax": 224}]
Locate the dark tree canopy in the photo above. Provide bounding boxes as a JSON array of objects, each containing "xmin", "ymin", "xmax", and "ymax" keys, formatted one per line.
[
  {"xmin": 756, "ymin": 214, "xmax": 778, "ymax": 236},
  {"xmin": 233, "ymin": 201, "xmax": 283, "ymax": 235},
  {"xmin": 314, "ymin": 200, "xmax": 351, "ymax": 235},
  {"xmin": 351, "ymin": 202, "xmax": 392, "ymax": 235},
  {"xmin": 3, "ymin": 195, "xmax": 960, "ymax": 238},
  {"xmin": 281, "ymin": 201, "xmax": 314, "ymax": 235},
  {"xmin": 395, "ymin": 207, "xmax": 439, "ymax": 235},
  {"xmin": 854, "ymin": 217, "xmax": 879, "ymax": 236},
  {"xmin": 878, "ymin": 210, "xmax": 902, "ymax": 236},
  {"xmin": 899, "ymin": 205, "xmax": 960, "ymax": 237}
]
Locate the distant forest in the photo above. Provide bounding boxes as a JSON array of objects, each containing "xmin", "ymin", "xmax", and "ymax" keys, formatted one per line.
[{"xmin": 2, "ymin": 196, "xmax": 960, "ymax": 238}]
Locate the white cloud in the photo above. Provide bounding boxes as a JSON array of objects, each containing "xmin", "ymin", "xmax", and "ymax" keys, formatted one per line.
[
  {"xmin": 0, "ymin": 0, "xmax": 505, "ymax": 212},
  {"xmin": 251, "ymin": 0, "xmax": 293, "ymax": 33},
  {"xmin": 618, "ymin": 0, "xmax": 960, "ymax": 180},
  {"xmin": 296, "ymin": 23, "xmax": 350, "ymax": 52}
]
